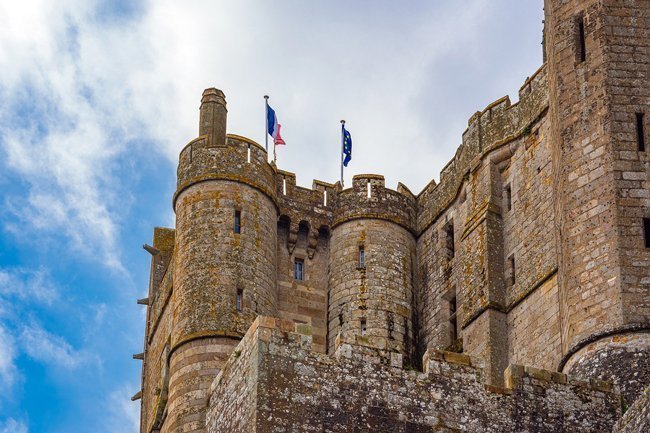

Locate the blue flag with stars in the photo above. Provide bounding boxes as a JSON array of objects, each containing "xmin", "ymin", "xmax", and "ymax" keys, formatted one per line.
[{"xmin": 342, "ymin": 124, "xmax": 352, "ymax": 167}]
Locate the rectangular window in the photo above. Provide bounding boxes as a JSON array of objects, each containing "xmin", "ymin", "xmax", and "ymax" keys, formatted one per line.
[
  {"xmin": 449, "ymin": 294, "xmax": 458, "ymax": 342},
  {"xmin": 637, "ymin": 113, "xmax": 645, "ymax": 152},
  {"xmin": 358, "ymin": 245, "xmax": 365, "ymax": 269},
  {"xmin": 644, "ymin": 218, "xmax": 650, "ymax": 248},
  {"xmin": 236, "ymin": 289, "xmax": 243, "ymax": 312},
  {"xmin": 444, "ymin": 221, "xmax": 455, "ymax": 259},
  {"xmin": 508, "ymin": 254, "xmax": 516, "ymax": 287},
  {"xmin": 360, "ymin": 318, "xmax": 367, "ymax": 336},
  {"xmin": 577, "ymin": 15, "xmax": 586, "ymax": 63},
  {"xmin": 294, "ymin": 259, "xmax": 304, "ymax": 281},
  {"xmin": 505, "ymin": 184, "xmax": 512, "ymax": 212},
  {"xmin": 234, "ymin": 210, "xmax": 241, "ymax": 234}
]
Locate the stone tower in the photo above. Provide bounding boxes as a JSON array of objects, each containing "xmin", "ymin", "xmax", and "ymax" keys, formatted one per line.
[
  {"xmin": 168, "ymin": 89, "xmax": 278, "ymax": 432},
  {"xmin": 136, "ymin": 2, "xmax": 649, "ymax": 432},
  {"xmin": 545, "ymin": 0, "xmax": 650, "ymax": 402},
  {"xmin": 328, "ymin": 175, "xmax": 417, "ymax": 363}
]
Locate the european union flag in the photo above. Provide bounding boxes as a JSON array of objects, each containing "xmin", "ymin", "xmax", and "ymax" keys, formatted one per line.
[{"xmin": 342, "ymin": 125, "xmax": 352, "ymax": 167}]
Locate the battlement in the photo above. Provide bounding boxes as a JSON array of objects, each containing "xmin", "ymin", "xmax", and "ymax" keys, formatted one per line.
[
  {"xmin": 206, "ymin": 316, "xmax": 620, "ymax": 432},
  {"xmin": 417, "ymin": 64, "xmax": 548, "ymax": 233}
]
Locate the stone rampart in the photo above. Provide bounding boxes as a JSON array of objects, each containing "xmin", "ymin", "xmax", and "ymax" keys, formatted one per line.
[{"xmin": 206, "ymin": 316, "xmax": 621, "ymax": 433}]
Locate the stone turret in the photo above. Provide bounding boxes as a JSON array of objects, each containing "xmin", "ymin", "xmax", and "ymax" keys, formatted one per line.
[
  {"xmin": 328, "ymin": 175, "xmax": 417, "ymax": 364},
  {"xmin": 168, "ymin": 88, "xmax": 278, "ymax": 432}
]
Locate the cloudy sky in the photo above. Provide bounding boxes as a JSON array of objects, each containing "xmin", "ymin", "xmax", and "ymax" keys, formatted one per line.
[{"xmin": 0, "ymin": 1, "xmax": 543, "ymax": 431}]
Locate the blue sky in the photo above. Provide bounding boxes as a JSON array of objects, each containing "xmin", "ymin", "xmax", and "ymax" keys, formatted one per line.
[{"xmin": 0, "ymin": 1, "xmax": 543, "ymax": 431}]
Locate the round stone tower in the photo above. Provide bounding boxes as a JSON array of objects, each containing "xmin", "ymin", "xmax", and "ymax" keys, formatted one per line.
[
  {"xmin": 167, "ymin": 88, "xmax": 278, "ymax": 432},
  {"xmin": 328, "ymin": 175, "xmax": 417, "ymax": 364}
]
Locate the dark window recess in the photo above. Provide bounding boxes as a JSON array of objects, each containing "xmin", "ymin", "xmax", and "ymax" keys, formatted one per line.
[
  {"xmin": 234, "ymin": 210, "xmax": 241, "ymax": 234},
  {"xmin": 360, "ymin": 318, "xmax": 367, "ymax": 336},
  {"xmin": 637, "ymin": 113, "xmax": 645, "ymax": 152},
  {"xmin": 294, "ymin": 259, "xmax": 304, "ymax": 281},
  {"xmin": 505, "ymin": 184, "xmax": 512, "ymax": 212},
  {"xmin": 644, "ymin": 218, "xmax": 650, "ymax": 248},
  {"xmin": 508, "ymin": 255, "xmax": 516, "ymax": 287},
  {"xmin": 236, "ymin": 289, "xmax": 243, "ymax": 312},
  {"xmin": 444, "ymin": 221, "xmax": 455, "ymax": 259},
  {"xmin": 449, "ymin": 294, "xmax": 458, "ymax": 342},
  {"xmin": 577, "ymin": 16, "xmax": 586, "ymax": 63},
  {"xmin": 358, "ymin": 245, "xmax": 365, "ymax": 268}
]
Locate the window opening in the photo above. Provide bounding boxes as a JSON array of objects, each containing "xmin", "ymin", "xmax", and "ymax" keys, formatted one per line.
[
  {"xmin": 449, "ymin": 293, "xmax": 458, "ymax": 342},
  {"xmin": 358, "ymin": 245, "xmax": 365, "ymax": 269},
  {"xmin": 236, "ymin": 289, "xmax": 243, "ymax": 312},
  {"xmin": 636, "ymin": 113, "xmax": 645, "ymax": 152},
  {"xmin": 234, "ymin": 210, "xmax": 241, "ymax": 234},
  {"xmin": 505, "ymin": 184, "xmax": 512, "ymax": 212},
  {"xmin": 360, "ymin": 318, "xmax": 367, "ymax": 336},
  {"xmin": 508, "ymin": 254, "xmax": 516, "ymax": 287},
  {"xmin": 444, "ymin": 221, "xmax": 455, "ymax": 259},
  {"xmin": 294, "ymin": 259, "xmax": 304, "ymax": 281},
  {"xmin": 577, "ymin": 16, "xmax": 586, "ymax": 63}
]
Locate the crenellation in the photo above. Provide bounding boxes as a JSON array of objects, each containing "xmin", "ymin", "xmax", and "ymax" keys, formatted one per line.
[{"xmin": 138, "ymin": 2, "xmax": 650, "ymax": 431}]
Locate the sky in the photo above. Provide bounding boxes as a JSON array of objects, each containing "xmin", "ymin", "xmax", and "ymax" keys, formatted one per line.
[{"xmin": 0, "ymin": 1, "xmax": 543, "ymax": 431}]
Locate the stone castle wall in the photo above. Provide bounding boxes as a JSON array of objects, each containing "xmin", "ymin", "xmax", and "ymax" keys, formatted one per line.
[
  {"xmin": 137, "ymin": 1, "xmax": 650, "ymax": 430},
  {"xmin": 206, "ymin": 317, "xmax": 621, "ymax": 433}
]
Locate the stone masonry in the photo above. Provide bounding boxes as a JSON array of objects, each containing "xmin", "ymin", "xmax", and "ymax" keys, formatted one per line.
[{"xmin": 136, "ymin": 1, "xmax": 649, "ymax": 432}]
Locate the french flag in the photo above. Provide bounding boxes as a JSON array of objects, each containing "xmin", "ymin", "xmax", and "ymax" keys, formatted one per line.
[{"xmin": 266, "ymin": 104, "xmax": 286, "ymax": 145}]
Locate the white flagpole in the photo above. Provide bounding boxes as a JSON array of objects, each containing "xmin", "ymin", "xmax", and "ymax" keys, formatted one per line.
[
  {"xmin": 340, "ymin": 120, "xmax": 345, "ymax": 187},
  {"xmin": 264, "ymin": 95, "xmax": 269, "ymax": 155}
]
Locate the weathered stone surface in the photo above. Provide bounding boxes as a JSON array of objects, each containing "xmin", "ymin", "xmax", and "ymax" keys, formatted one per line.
[
  {"xmin": 207, "ymin": 318, "xmax": 621, "ymax": 433},
  {"xmin": 138, "ymin": 1, "xmax": 650, "ymax": 431}
]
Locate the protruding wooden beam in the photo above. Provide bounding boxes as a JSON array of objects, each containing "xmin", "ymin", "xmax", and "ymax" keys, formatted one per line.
[
  {"xmin": 133, "ymin": 353, "xmax": 144, "ymax": 360},
  {"xmin": 143, "ymin": 244, "xmax": 159, "ymax": 256},
  {"xmin": 137, "ymin": 297, "xmax": 149, "ymax": 305},
  {"xmin": 131, "ymin": 390, "xmax": 142, "ymax": 401}
]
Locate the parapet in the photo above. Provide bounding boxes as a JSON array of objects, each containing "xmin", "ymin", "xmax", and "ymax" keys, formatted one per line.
[
  {"xmin": 417, "ymin": 65, "xmax": 549, "ymax": 233},
  {"xmin": 174, "ymin": 134, "xmax": 277, "ymax": 210},
  {"xmin": 333, "ymin": 174, "xmax": 416, "ymax": 233},
  {"xmin": 207, "ymin": 316, "xmax": 621, "ymax": 433}
]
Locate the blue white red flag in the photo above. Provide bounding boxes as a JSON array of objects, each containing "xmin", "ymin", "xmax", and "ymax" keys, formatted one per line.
[{"xmin": 266, "ymin": 104, "xmax": 286, "ymax": 145}]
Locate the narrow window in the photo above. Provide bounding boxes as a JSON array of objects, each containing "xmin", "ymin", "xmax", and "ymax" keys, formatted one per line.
[
  {"xmin": 236, "ymin": 289, "xmax": 243, "ymax": 312},
  {"xmin": 449, "ymin": 293, "xmax": 458, "ymax": 342},
  {"xmin": 323, "ymin": 190, "xmax": 328, "ymax": 206},
  {"xmin": 367, "ymin": 180, "xmax": 371, "ymax": 198},
  {"xmin": 636, "ymin": 113, "xmax": 645, "ymax": 152},
  {"xmin": 644, "ymin": 218, "xmax": 650, "ymax": 248},
  {"xmin": 360, "ymin": 318, "xmax": 367, "ymax": 336},
  {"xmin": 247, "ymin": 144, "xmax": 251, "ymax": 163},
  {"xmin": 508, "ymin": 254, "xmax": 516, "ymax": 287},
  {"xmin": 234, "ymin": 210, "xmax": 241, "ymax": 234},
  {"xmin": 444, "ymin": 221, "xmax": 455, "ymax": 259},
  {"xmin": 505, "ymin": 184, "xmax": 512, "ymax": 212},
  {"xmin": 294, "ymin": 259, "xmax": 304, "ymax": 281},
  {"xmin": 577, "ymin": 15, "xmax": 586, "ymax": 63},
  {"xmin": 358, "ymin": 245, "xmax": 365, "ymax": 269},
  {"xmin": 282, "ymin": 177, "xmax": 287, "ymax": 195}
]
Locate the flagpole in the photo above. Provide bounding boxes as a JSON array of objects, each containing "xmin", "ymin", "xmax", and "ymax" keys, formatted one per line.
[
  {"xmin": 340, "ymin": 120, "xmax": 345, "ymax": 187},
  {"xmin": 264, "ymin": 95, "xmax": 269, "ymax": 155}
]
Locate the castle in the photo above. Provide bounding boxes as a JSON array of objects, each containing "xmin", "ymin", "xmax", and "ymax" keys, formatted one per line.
[{"xmin": 135, "ymin": 1, "xmax": 650, "ymax": 432}]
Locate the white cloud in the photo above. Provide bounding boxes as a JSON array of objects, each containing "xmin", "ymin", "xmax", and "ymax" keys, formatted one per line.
[
  {"xmin": 0, "ymin": 1, "xmax": 543, "ymax": 274},
  {"xmin": 0, "ymin": 418, "xmax": 28, "ymax": 433},
  {"xmin": 103, "ymin": 384, "xmax": 140, "ymax": 433},
  {"xmin": 0, "ymin": 325, "xmax": 19, "ymax": 394},
  {"xmin": 19, "ymin": 322, "xmax": 93, "ymax": 369},
  {"xmin": 0, "ymin": 267, "xmax": 58, "ymax": 305}
]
